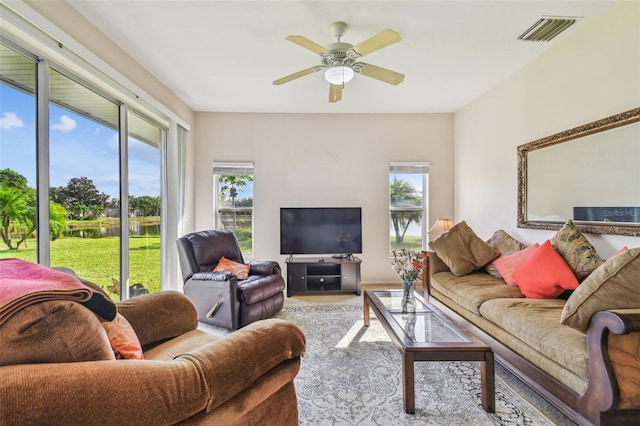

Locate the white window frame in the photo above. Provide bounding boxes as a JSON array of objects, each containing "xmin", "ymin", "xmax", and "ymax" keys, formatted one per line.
[
  {"xmin": 213, "ymin": 162, "xmax": 255, "ymax": 256},
  {"xmin": 389, "ymin": 162, "xmax": 430, "ymax": 253}
]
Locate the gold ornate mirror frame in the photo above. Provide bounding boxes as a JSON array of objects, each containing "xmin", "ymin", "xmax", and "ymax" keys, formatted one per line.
[{"xmin": 517, "ymin": 107, "xmax": 640, "ymax": 236}]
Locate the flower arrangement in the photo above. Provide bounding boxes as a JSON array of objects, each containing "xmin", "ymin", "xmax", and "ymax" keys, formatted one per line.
[{"xmin": 391, "ymin": 249, "xmax": 427, "ymax": 281}]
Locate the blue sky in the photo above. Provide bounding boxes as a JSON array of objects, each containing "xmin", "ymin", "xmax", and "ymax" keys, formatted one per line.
[{"xmin": 0, "ymin": 84, "xmax": 160, "ymax": 199}]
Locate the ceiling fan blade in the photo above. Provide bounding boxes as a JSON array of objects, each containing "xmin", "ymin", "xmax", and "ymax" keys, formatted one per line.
[
  {"xmin": 357, "ymin": 63, "xmax": 404, "ymax": 85},
  {"xmin": 273, "ymin": 67, "xmax": 319, "ymax": 85},
  {"xmin": 286, "ymin": 35, "xmax": 330, "ymax": 55},
  {"xmin": 329, "ymin": 84, "xmax": 343, "ymax": 103},
  {"xmin": 350, "ymin": 29, "xmax": 401, "ymax": 57}
]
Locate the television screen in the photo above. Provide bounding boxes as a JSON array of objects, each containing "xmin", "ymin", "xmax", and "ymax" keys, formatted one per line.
[{"xmin": 280, "ymin": 207, "xmax": 362, "ymax": 255}]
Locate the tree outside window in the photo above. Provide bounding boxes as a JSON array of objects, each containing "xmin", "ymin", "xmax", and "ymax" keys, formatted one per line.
[{"xmin": 389, "ymin": 162, "xmax": 429, "ymax": 252}]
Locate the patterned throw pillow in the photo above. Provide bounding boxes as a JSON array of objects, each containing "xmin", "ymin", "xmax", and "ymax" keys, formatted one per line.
[
  {"xmin": 430, "ymin": 221, "xmax": 500, "ymax": 276},
  {"xmin": 484, "ymin": 230, "xmax": 527, "ymax": 279},
  {"xmin": 550, "ymin": 220, "xmax": 604, "ymax": 281},
  {"xmin": 213, "ymin": 256, "xmax": 250, "ymax": 280},
  {"xmin": 102, "ymin": 313, "xmax": 144, "ymax": 360}
]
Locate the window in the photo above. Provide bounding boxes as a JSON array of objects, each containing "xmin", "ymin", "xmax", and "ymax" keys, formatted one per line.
[
  {"xmin": 389, "ymin": 162, "xmax": 429, "ymax": 252},
  {"xmin": 128, "ymin": 110, "xmax": 164, "ymax": 294},
  {"xmin": 213, "ymin": 162, "xmax": 254, "ymax": 255},
  {"xmin": 48, "ymin": 67, "xmax": 121, "ymax": 296},
  {"xmin": 0, "ymin": 44, "xmax": 37, "ymax": 263},
  {"xmin": 0, "ymin": 39, "xmax": 168, "ymax": 300}
]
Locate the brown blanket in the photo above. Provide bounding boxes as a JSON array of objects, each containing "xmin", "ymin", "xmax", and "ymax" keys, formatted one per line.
[{"xmin": 0, "ymin": 258, "xmax": 116, "ymax": 325}]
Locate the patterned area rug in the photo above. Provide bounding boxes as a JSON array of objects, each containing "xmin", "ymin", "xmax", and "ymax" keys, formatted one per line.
[{"xmin": 273, "ymin": 303, "xmax": 570, "ymax": 426}]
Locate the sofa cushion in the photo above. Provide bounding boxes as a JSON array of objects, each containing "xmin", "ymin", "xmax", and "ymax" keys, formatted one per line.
[
  {"xmin": 144, "ymin": 329, "xmax": 223, "ymax": 360},
  {"xmin": 430, "ymin": 221, "xmax": 500, "ymax": 276},
  {"xmin": 551, "ymin": 219, "xmax": 604, "ymax": 281},
  {"xmin": 512, "ymin": 240, "xmax": 579, "ymax": 299},
  {"xmin": 479, "ymin": 298, "xmax": 588, "ymax": 380},
  {"xmin": 561, "ymin": 247, "xmax": 640, "ymax": 332},
  {"xmin": 493, "ymin": 243, "xmax": 539, "ymax": 286},
  {"xmin": 0, "ymin": 300, "xmax": 115, "ymax": 366},
  {"xmin": 102, "ymin": 313, "xmax": 144, "ymax": 360},
  {"xmin": 214, "ymin": 256, "xmax": 250, "ymax": 280},
  {"xmin": 484, "ymin": 230, "xmax": 527, "ymax": 279},
  {"xmin": 430, "ymin": 271, "xmax": 524, "ymax": 314}
]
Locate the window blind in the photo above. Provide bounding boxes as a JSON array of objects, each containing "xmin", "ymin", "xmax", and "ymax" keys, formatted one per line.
[
  {"xmin": 213, "ymin": 162, "xmax": 254, "ymax": 175},
  {"xmin": 389, "ymin": 162, "xmax": 429, "ymax": 174}
]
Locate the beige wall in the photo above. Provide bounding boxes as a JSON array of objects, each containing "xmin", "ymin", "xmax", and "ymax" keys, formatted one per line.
[
  {"xmin": 455, "ymin": 1, "xmax": 640, "ymax": 257},
  {"xmin": 194, "ymin": 113, "xmax": 454, "ymax": 284}
]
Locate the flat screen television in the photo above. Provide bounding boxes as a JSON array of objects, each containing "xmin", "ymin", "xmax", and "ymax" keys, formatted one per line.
[{"xmin": 280, "ymin": 207, "xmax": 362, "ymax": 256}]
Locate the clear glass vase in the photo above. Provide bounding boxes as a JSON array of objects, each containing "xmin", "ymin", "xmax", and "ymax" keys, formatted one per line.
[{"xmin": 401, "ymin": 279, "xmax": 416, "ymax": 313}]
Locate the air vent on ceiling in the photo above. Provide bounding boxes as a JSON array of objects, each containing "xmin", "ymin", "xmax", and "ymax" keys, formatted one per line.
[{"xmin": 518, "ymin": 17, "xmax": 577, "ymax": 42}]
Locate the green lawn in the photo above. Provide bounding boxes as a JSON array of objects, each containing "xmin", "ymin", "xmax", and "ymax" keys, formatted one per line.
[
  {"xmin": 1, "ymin": 236, "xmax": 160, "ymax": 300},
  {"xmin": 390, "ymin": 235, "xmax": 423, "ymax": 252},
  {"xmin": 2, "ymin": 233, "xmax": 415, "ymax": 300}
]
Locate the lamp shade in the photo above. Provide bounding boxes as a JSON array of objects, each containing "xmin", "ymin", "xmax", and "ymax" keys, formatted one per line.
[
  {"xmin": 324, "ymin": 66, "xmax": 354, "ymax": 85},
  {"xmin": 428, "ymin": 218, "xmax": 453, "ymax": 236}
]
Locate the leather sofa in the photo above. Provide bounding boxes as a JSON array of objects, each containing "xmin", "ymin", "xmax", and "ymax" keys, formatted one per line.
[
  {"xmin": 176, "ymin": 229, "xmax": 285, "ymax": 330},
  {"xmin": 0, "ymin": 277, "xmax": 305, "ymax": 425}
]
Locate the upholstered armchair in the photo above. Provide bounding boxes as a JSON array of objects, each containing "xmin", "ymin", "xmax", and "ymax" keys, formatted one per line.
[
  {"xmin": 0, "ymin": 263, "xmax": 305, "ymax": 425},
  {"xmin": 176, "ymin": 229, "xmax": 285, "ymax": 330}
]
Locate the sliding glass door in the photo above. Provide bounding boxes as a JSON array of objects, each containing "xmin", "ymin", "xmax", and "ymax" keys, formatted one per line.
[
  {"xmin": 48, "ymin": 68, "xmax": 122, "ymax": 296},
  {"xmin": 128, "ymin": 110, "xmax": 163, "ymax": 294},
  {"xmin": 0, "ymin": 40, "xmax": 167, "ymax": 300},
  {"xmin": 0, "ymin": 44, "xmax": 37, "ymax": 263}
]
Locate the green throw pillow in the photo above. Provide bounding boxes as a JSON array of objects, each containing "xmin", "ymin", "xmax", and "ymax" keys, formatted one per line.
[{"xmin": 551, "ymin": 219, "xmax": 604, "ymax": 281}]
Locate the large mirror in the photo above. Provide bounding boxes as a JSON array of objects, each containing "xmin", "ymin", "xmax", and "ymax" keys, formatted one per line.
[{"xmin": 518, "ymin": 107, "xmax": 640, "ymax": 236}]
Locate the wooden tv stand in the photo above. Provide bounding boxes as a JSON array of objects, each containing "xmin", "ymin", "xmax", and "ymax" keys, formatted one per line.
[{"xmin": 285, "ymin": 256, "xmax": 362, "ymax": 296}]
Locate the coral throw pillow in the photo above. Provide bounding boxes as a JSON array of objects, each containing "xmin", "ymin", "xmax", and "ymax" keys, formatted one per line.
[
  {"xmin": 214, "ymin": 256, "xmax": 250, "ymax": 280},
  {"xmin": 484, "ymin": 230, "xmax": 527, "ymax": 279},
  {"xmin": 607, "ymin": 246, "xmax": 628, "ymax": 260},
  {"xmin": 512, "ymin": 240, "xmax": 579, "ymax": 299},
  {"xmin": 493, "ymin": 243, "xmax": 540, "ymax": 286},
  {"xmin": 102, "ymin": 313, "xmax": 144, "ymax": 360}
]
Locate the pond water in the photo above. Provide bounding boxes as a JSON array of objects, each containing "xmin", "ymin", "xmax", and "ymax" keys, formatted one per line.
[{"xmin": 64, "ymin": 223, "xmax": 160, "ymax": 238}]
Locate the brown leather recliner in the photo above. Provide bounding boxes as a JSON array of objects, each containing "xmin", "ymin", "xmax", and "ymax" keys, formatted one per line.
[{"xmin": 176, "ymin": 229, "xmax": 285, "ymax": 330}]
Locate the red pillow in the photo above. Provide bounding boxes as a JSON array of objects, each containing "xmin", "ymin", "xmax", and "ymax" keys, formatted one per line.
[
  {"xmin": 213, "ymin": 256, "xmax": 250, "ymax": 280},
  {"xmin": 511, "ymin": 240, "xmax": 579, "ymax": 299},
  {"xmin": 607, "ymin": 246, "xmax": 628, "ymax": 260},
  {"xmin": 102, "ymin": 313, "xmax": 144, "ymax": 360},
  {"xmin": 493, "ymin": 243, "xmax": 540, "ymax": 286}
]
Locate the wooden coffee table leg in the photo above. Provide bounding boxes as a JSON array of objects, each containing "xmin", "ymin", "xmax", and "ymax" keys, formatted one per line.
[
  {"xmin": 402, "ymin": 352, "xmax": 415, "ymax": 414},
  {"xmin": 363, "ymin": 296, "xmax": 370, "ymax": 326},
  {"xmin": 480, "ymin": 350, "xmax": 495, "ymax": 413}
]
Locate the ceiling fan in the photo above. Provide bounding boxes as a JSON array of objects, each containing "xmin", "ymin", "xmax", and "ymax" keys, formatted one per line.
[{"xmin": 273, "ymin": 22, "xmax": 405, "ymax": 103}]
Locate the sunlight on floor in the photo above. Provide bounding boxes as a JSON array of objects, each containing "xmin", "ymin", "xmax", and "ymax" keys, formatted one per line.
[{"xmin": 335, "ymin": 318, "xmax": 391, "ymax": 348}]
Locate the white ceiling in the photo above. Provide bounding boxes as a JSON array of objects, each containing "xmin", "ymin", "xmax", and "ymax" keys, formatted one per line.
[{"xmin": 67, "ymin": 0, "xmax": 616, "ymax": 114}]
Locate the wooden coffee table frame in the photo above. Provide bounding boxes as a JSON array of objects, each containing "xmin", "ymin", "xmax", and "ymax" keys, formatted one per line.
[{"xmin": 363, "ymin": 289, "xmax": 495, "ymax": 414}]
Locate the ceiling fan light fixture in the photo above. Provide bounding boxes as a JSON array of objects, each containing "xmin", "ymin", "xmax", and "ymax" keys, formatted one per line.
[{"xmin": 324, "ymin": 66, "xmax": 354, "ymax": 85}]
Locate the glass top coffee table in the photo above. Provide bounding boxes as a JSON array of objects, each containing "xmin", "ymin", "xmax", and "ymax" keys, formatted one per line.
[{"xmin": 363, "ymin": 289, "xmax": 495, "ymax": 414}]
